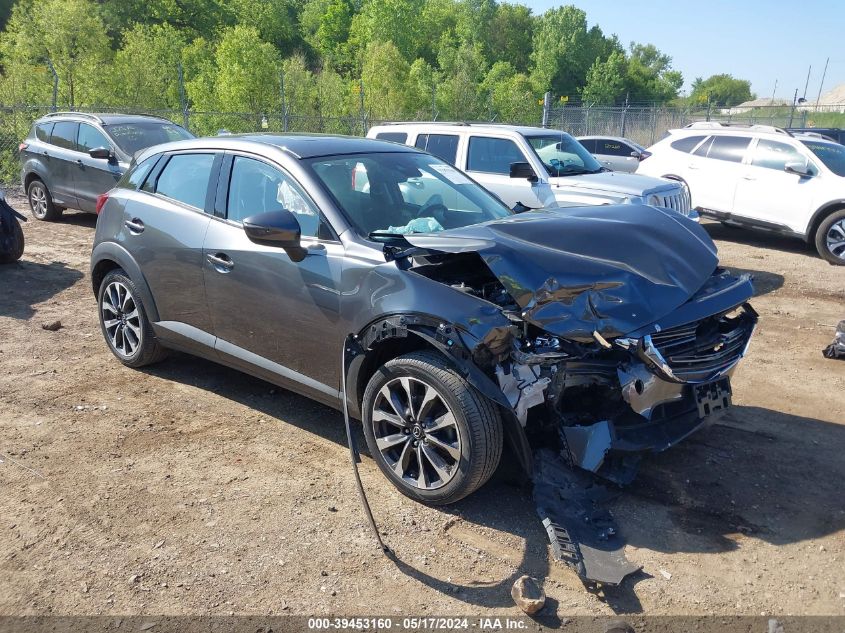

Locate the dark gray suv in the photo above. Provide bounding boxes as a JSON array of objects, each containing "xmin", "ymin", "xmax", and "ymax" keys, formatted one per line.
[
  {"xmin": 91, "ymin": 134, "xmax": 757, "ymax": 505},
  {"xmin": 19, "ymin": 112, "xmax": 192, "ymax": 220}
]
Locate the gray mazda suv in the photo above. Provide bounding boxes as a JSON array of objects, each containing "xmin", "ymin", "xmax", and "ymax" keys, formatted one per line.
[
  {"xmin": 91, "ymin": 134, "xmax": 757, "ymax": 505},
  {"xmin": 19, "ymin": 112, "xmax": 193, "ymax": 220}
]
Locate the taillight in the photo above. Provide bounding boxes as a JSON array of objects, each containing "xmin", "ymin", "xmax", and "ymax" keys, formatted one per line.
[
  {"xmin": 638, "ymin": 151, "xmax": 652, "ymax": 161},
  {"xmin": 95, "ymin": 193, "xmax": 109, "ymax": 214},
  {"xmin": 18, "ymin": 142, "xmax": 28, "ymax": 152}
]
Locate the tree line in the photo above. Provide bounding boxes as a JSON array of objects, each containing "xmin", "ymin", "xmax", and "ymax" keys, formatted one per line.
[{"xmin": 0, "ymin": 0, "xmax": 755, "ymax": 125}]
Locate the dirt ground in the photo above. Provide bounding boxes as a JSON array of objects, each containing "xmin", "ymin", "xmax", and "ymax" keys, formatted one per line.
[{"xmin": 1, "ymin": 189, "xmax": 844, "ymax": 620}]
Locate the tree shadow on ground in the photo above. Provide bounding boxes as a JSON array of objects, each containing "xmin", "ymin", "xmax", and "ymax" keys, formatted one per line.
[{"xmin": 142, "ymin": 355, "xmax": 845, "ymax": 617}]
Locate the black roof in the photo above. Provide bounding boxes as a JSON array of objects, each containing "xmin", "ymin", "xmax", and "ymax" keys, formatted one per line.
[{"xmin": 234, "ymin": 133, "xmax": 418, "ymax": 159}]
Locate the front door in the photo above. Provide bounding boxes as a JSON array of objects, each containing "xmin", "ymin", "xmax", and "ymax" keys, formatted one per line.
[
  {"xmin": 463, "ymin": 135, "xmax": 544, "ymax": 209},
  {"xmin": 732, "ymin": 138, "xmax": 819, "ymax": 233},
  {"xmin": 74, "ymin": 123, "xmax": 122, "ymax": 212},
  {"xmin": 202, "ymin": 154, "xmax": 344, "ymax": 399}
]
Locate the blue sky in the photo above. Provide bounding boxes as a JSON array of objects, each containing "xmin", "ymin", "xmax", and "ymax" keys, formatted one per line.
[{"xmin": 523, "ymin": 0, "xmax": 844, "ymax": 100}]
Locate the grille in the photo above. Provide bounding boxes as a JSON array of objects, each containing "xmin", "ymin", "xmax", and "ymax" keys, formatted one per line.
[
  {"xmin": 654, "ymin": 189, "xmax": 692, "ymax": 216},
  {"xmin": 647, "ymin": 305, "xmax": 756, "ymax": 382}
]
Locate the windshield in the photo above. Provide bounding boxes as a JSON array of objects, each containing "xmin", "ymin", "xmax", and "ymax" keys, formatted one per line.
[
  {"xmin": 523, "ymin": 133, "xmax": 603, "ymax": 176},
  {"xmin": 801, "ymin": 140, "xmax": 845, "ymax": 177},
  {"xmin": 104, "ymin": 121, "xmax": 194, "ymax": 156},
  {"xmin": 306, "ymin": 152, "xmax": 512, "ymax": 239}
]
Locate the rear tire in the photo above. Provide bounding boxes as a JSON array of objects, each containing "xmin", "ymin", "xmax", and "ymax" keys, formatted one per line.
[
  {"xmin": 814, "ymin": 209, "xmax": 845, "ymax": 265},
  {"xmin": 0, "ymin": 214, "xmax": 24, "ymax": 263},
  {"xmin": 97, "ymin": 269, "xmax": 168, "ymax": 367},
  {"xmin": 27, "ymin": 179, "xmax": 62, "ymax": 221},
  {"xmin": 362, "ymin": 350, "xmax": 503, "ymax": 506}
]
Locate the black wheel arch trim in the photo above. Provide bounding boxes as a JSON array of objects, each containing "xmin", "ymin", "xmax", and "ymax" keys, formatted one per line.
[
  {"xmin": 90, "ymin": 242, "xmax": 160, "ymax": 322},
  {"xmin": 345, "ymin": 313, "xmax": 532, "ymax": 474},
  {"xmin": 808, "ymin": 200, "xmax": 845, "ymax": 242}
]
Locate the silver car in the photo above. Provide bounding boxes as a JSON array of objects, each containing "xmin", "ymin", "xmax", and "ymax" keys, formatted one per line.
[{"xmin": 577, "ymin": 136, "xmax": 651, "ymax": 173}]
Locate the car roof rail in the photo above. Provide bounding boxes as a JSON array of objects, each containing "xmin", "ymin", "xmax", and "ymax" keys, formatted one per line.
[
  {"xmin": 683, "ymin": 121, "xmax": 792, "ymax": 136},
  {"xmin": 41, "ymin": 111, "xmax": 104, "ymax": 124},
  {"xmin": 378, "ymin": 121, "xmax": 471, "ymax": 127}
]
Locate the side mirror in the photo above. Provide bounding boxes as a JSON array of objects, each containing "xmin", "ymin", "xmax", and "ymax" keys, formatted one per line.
[
  {"xmin": 89, "ymin": 147, "xmax": 113, "ymax": 160},
  {"xmin": 510, "ymin": 161, "xmax": 537, "ymax": 182},
  {"xmin": 243, "ymin": 209, "xmax": 306, "ymax": 262},
  {"xmin": 784, "ymin": 161, "xmax": 812, "ymax": 177}
]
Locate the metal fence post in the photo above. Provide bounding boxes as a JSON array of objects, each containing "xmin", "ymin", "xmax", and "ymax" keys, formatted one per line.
[
  {"xmin": 279, "ymin": 69, "xmax": 288, "ymax": 132},
  {"xmin": 542, "ymin": 91, "xmax": 551, "ymax": 128},
  {"xmin": 620, "ymin": 94, "xmax": 628, "ymax": 137},
  {"xmin": 177, "ymin": 63, "xmax": 189, "ymax": 132},
  {"xmin": 359, "ymin": 80, "xmax": 366, "ymax": 136}
]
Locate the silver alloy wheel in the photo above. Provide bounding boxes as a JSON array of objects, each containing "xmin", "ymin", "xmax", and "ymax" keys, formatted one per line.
[
  {"xmin": 29, "ymin": 184, "xmax": 47, "ymax": 218},
  {"xmin": 101, "ymin": 281, "xmax": 142, "ymax": 358},
  {"xmin": 371, "ymin": 376, "xmax": 462, "ymax": 490},
  {"xmin": 826, "ymin": 219, "xmax": 845, "ymax": 260}
]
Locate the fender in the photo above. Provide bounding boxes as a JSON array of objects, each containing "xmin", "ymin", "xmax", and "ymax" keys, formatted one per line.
[
  {"xmin": 345, "ymin": 313, "xmax": 533, "ymax": 474},
  {"xmin": 90, "ymin": 241, "xmax": 160, "ymax": 322},
  {"xmin": 807, "ymin": 199, "xmax": 845, "ymax": 242}
]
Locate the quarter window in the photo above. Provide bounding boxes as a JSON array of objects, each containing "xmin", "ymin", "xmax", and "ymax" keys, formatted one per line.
[
  {"xmin": 50, "ymin": 122, "xmax": 78, "ymax": 151},
  {"xmin": 671, "ymin": 135, "xmax": 706, "ymax": 153},
  {"xmin": 155, "ymin": 153, "xmax": 215, "ymax": 210},
  {"xmin": 375, "ymin": 132, "xmax": 408, "ymax": 144},
  {"xmin": 77, "ymin": 123, "xmax": 111, "ymax": 153},
  {"xmin": 467, "ymin": 137, "xmax": 525, "ymax": 174},
  {"xmin": 35, "ymin": 122, "xmax": 53, "ymax": 142},
  {"xmin": 227, "ymin": 156, "xmax": 327, "ymax": 238},
  {"xmin": 751, "ymin": 139, "xmax": 811, "ymax": 173},
  {"xmin": 706, "ymin": 136, "xmax": 751, "ymax": 163},
  {"xmin": 414, "ymin": 134, "xmax": 460, "ymax": 165}
]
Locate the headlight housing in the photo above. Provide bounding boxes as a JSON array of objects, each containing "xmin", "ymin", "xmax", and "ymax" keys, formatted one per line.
[{"xmin": 647, "ymin": 194, "xmax": 661, "ymax": 206}]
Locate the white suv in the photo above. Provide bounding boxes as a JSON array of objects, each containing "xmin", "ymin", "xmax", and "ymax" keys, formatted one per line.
[
  {"xmin": 637, "ymin": 122, "xmax": 845, "ymax": 265},
  {"xmin": 366, "ymin": 123, "xmax": 694, "ymax": 219}
]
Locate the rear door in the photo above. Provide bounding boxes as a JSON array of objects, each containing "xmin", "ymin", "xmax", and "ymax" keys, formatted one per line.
[
  {"xmin": 74, "ymin": 123, "xmax": 123, "ymax": 212},
  {"xmin": 202, "ymin": 153, "xmax": 344, "ymax": 399},
  {"xmin": 463, "ymin": 135, "xmax": 544, "ymax": 208},
  {"xmin": 689, "ymin": 134, "xmax": 751, "ymax": 212},
  {"xmin": 46, "ymin": 121, "xmax": 79, "ymax": 208},
  {"xmin": 121, "ymin": 151, "xmax": 219, "ymax": 341},
  {"xmin": 732, "ymin": 138, "xmax": 819, "ymax": 232}
]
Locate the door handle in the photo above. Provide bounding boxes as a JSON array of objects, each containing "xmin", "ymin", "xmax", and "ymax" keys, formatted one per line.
[
  {"xmin": 76, "ymin": 159, "xmax": 84, "ymax": 166},
  {"xmin": 207, "ymin": 253, "xmax": 234, "ymax": 272},
  {"xmin": 124, "ymin": 218, "xmax": 144, "ymax": 234},
  {"xmin": 687, "ymin": 164, "xmax": 699, "ymax": 169}
]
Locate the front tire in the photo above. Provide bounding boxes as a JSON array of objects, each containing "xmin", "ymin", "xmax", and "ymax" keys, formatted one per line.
[
  {"xmin": 27, "ymin": 179, "xmax": 62, "ymax": 221},
  {"xmin": 362, "ymin": 351, "xmax": 503, "ymax": 505},
  {"xmin": 815, "ymin": 210, "xmax": 845, "ymax": 265},
  {"xmin": 98, "ymin": 269, "xmax": 167, "ymax": 367}
]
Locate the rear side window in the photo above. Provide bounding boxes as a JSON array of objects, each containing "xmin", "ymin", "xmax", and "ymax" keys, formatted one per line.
[
  {"xmin": 706, "ymin": 136, "xmax": 751, "ymax": 163},
  {"xmin": 467, "ymin": 137, "xmax": 525, "ymax": 174},
  {"xmin": 34, "ymin": 122, "xmax": 53, "ymax": 142},
  {"xmin": 375, "ymin": 132, "xmax": 408, "ymax": 144},
  {"xmin": 579, "ymin": 139, "xmax": 597, "ymax": 152},
  {"xmin": 77, "ymin": 123, "xmax": 111, "ymax": 153},
  {"xmin": 414, "ymin": 134, "xmax": 460, "ymax": 165},
  {"xmin": 671, "ymin": 135, "xmax": 706, "ymax": 153},
  {"xmin": 154, "ymin": 153, "xmax": 215, "ymax": 210},
  {"xmin": 50, "ymin": 122, "xmax": 78, "ymax": 150}
]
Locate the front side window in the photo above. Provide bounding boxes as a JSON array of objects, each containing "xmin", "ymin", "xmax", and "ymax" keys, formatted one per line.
[
  {"xmin": 523, "ymin": 133, "xmax": 603, "ymax": 176},
  {"xmin": 227, "ymin": 156, "xmax": 327, "ymax": 238},
  {"xmin": 50, "ymin": 122, "xmax": 78, "ymax": 151},
  {"xmin": 307, "ymin": 151, "xmax": 511, "ymax": 237},
  {"xmin": 414, "ymin": 134, "xmax": 460, "ymax": 165},
  {"xmin": 751, "ymin": 139, "xmax": 812, "ymax": 173},
  {"xmin": 104, "ymin": 121, "xmax": 193, "ymax": 155},
  {"xmin": 802, "ymin": 140, "xmax": 845, "ymax": 177},
  {"xmin": 467, "ymin": 137, "xmax": 526, "ymax": 175},
  {"xmin": 155, "ymin": 153, "xmax": 215, "ymax": 210},
  {"xmin": 77, "ymin": 123, "xmax": 111, "ymax": 153},
  {"xmin": 597, "ymin": 139, "xmax": 632, "ymax": 157},
  {"xmin": 706, "ymin": 136, "xmax": 751, "ymax": 163}
]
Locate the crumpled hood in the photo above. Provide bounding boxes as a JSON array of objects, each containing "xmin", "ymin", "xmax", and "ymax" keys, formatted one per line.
[
  {"xmin": 404, "ymin": 204, "xmax": 720, "ymax": 342},
  {"xmin": 549, "ymin": 171, "xmax": 679, "ymax": 197}
]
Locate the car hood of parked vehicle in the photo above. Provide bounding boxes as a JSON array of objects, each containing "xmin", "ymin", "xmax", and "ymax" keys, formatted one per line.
[
  {"xmin": 549, "ymin": 171, "xmax": 680, "ymax": 197},
  {"xmin": 403, "ymin": 204, "xmax": 724, "ymax": 342}
]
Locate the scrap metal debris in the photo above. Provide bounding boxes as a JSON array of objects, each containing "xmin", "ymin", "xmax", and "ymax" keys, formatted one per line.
[
  {"xmin": 533, "ymin": 449, "xmax": 641, "ymax": 586},
  {"xmin": 823, "ymin": 320, "xmax": 845, "ymax": 359}
]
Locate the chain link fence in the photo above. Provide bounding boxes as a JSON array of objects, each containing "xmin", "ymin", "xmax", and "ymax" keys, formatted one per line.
[{"xmin": 3, "ymin": 102, "xmax": 844, "ymax": 189}]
